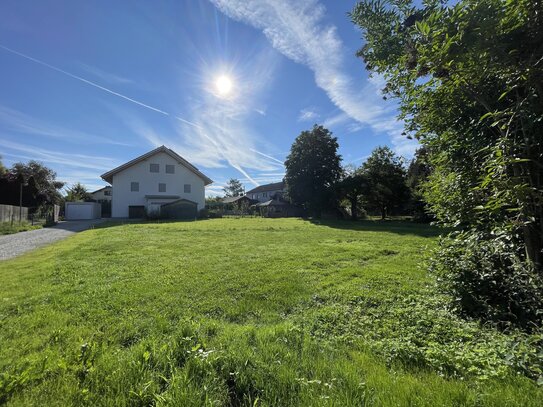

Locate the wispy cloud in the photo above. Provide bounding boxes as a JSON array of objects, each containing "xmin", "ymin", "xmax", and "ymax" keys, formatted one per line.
[
  {"xmin": 298, "ymin": 107, "xmax": 319, "ymax": 122},
  {"xmin": 209, "ymin": 0, "xmax": 418, "ymax": 156},
  {"xmin": 0, "ymin": 105, "xmax": 130, "ymax": 146},
  {"xmin": 78, "ymin": 63, "xmax": 134, "ymax": 85},
  {"xmin": 1, "ymin": 139, "xmax": 117, "ymax": 172}
]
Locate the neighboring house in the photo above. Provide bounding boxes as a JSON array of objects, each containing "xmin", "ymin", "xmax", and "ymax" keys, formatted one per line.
[
  {"xmin": 256, "ymin": 199, "xmax": 304, "ymax": 218},
  {"xmin": 101, "ymin": 146, "xmax": 213, "ymax": 218},
  {"xmin": 222, "ymin": 195, "xmax": 257, "ymax": 208},
  {"xmin": 90, "ymin": 186, "xmax": 112, "ymax": 202},
  {"xmin": 246, "ymin": 181, "xmax": 285, "ymax": 203}
]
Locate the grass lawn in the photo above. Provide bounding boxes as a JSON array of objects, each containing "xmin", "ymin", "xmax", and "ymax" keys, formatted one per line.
[
  {"xmin": 0, "ymin": 218, "xmax": 541, "ymax": 406},
  {"xmin": 0, "ymin": 222, "xmax": 41, "ymax": 235}
]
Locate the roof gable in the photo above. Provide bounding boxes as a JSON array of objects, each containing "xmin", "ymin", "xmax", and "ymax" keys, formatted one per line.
[
  {"xmin": 246, "ymin": 181, "xmax": 285, "ymax": 194},
  {"xmin": 101, "ymin": 146, "xmax": 213, "ymax": 185}
]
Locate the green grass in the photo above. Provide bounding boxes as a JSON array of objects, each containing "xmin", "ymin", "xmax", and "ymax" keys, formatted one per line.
[
  {"xmin": 0, "ymin": 221, "xmax": 41, "ymax": 235},
  {"xmin": 0, "ymin": 218, "xmax": 541, "ymax": 406}
]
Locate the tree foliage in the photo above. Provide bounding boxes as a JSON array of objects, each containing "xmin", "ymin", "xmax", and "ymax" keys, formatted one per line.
[
  {"xmin": 6, "ymin": 161, "xmax": 65, "ymax": 204},
  {"xmin": 223, "ymin": 178, "xmax": 245, "ymax": 197},
  {"xmin": 360, "ymin": 146, "xmax": 410, "ymax": 219},
  {"xmin": 337, "ymin": 165, "xmax": 368, "ymax": 220},
  {"xmin": 65, "ymin": 182, "xmax": 92, "ymax": 202},
  {"xmin": 285, "ymin": 125, "xmax": 342, "ymax": 217},
  {"xmin": 351, "ymin": 0, "xmax": 543, "ymax": 328}
]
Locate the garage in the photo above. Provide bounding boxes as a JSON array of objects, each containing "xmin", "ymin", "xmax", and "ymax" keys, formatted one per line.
[
  {"xmin": 161, "ymin": 199, "xmax": 198, "ymax": 219},
  {"xmin": 65, "ymin": 202, "xmax": 101, "ymax": 220}
]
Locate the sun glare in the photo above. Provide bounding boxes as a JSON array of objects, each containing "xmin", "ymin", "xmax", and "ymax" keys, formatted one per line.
[{"xmin": 215, "ymin": 75, "xmax": 233, "ymax": 96}]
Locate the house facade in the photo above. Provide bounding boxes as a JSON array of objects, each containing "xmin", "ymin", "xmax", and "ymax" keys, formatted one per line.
[
  {"xmin": 90, "ymin": 186, "xmax": 112, "ymax": 203},
  {"xmin": 246, "ymin": 181, "xmax": 285, "ymax": 203},
  {"xmin": 101, "ymin": 146, "xmax": 213, "ymax": 218}
]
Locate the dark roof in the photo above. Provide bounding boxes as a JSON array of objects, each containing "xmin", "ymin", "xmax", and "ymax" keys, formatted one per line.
[
  {"xmin": 161, "ymin": 198, "xmax": 197, "ymax": 207},
  {"xmin": 246, "ymin": 181, "xmax": 285, "ymax": 195},
  {"xmin": 90, "ymin": 186, "xmax": 112, "ymax": 194},
  {"xmin": 222, "ymin": 195, "xmax": 256, "ymax": 204},
  {"xmin": 256, "ymin": 199, "xmax": 289, "ymax": 207},
  {"xmin": 101, "ymin": 145, "xmax": 213, "ymax": 185}
]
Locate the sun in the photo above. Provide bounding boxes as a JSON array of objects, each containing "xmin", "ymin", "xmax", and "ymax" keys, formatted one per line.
[{"xmin": 215, "ymin": 75, "xmax": 233, "ymax": 96}]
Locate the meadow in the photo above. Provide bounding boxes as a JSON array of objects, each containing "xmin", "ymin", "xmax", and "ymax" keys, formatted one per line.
[{"xmin": 0, "ymin": 218, "xmax": 541, "ymax": 406}]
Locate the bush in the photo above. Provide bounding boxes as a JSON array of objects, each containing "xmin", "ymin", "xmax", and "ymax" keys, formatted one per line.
[{"xmin": 430, "ymin": 230, "xmax": 543, "ymax": 331}]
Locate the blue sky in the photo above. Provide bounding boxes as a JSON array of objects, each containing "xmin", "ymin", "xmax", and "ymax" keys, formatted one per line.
[{"xmin": 0, "ymin": 0, "xmax": 417, "ymax": 195}]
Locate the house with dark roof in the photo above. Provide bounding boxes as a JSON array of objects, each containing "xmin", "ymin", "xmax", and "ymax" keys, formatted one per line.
[
  {"xmin": 100, "ymin": 146, "xmax": 213, "ymax": 218},
  {"xmin": 246, "ymin": 181, "xmax": 285, "ymax": 203},
  {"xmin": 90, "ymin": 186, "xmax": 112, "ymax": 203}
]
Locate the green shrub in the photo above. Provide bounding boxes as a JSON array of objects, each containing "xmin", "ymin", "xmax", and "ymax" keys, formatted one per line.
[{"xmin": 430, "ymin": 230, "xmax": 543, "ymax": 331}]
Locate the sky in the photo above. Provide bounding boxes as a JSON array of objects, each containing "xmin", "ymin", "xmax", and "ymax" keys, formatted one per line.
[{"xmin": 0, "ymin": 0, "xmax": 418, "ymax": 196}]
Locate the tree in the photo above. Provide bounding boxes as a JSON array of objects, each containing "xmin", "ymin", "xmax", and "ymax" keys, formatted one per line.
[
  {"xmin": 0, "ymin": 155, "xmax": 6, "ymax": 177},
  {"xmin": 7, "ymin": 161, "xmax": 65, "ymax": 205},
  {"xmin": 65, "ymin": 182, "xmax": 92, "ymax": 202},
  {"xmin": 223, "ymin": 178, "xmax": 244, "ymax": 197},
  {"xmin": 351, "ymin": 0, "xmax": 543, "ymax": 328},
  {"xmin": 337, "ymin": 165, "xmax": 368, "ymax": 220},
  {"xmin": 406, "ymin": 147, "xmax": 433, "ymax": 222},
  {"xmin": 360, "ymin": 147, "xmax": 410, "ymax": 219},
  {"xmin": 285, "ymin": 125, "xmax": 342, "ymax": 217}
]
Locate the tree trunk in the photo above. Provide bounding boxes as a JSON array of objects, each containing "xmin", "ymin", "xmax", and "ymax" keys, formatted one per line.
[{"xmin": 380, "ymin": 205, "xmax": 387, "ymax": 220}]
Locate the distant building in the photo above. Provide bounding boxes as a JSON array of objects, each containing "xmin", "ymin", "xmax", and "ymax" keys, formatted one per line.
[
  {"xmin": 222, "ymin": 195, "xmax": 257, "ymax": 208},
  {"xmin": 246, "ymin": 181, "xmax": 285, "ymax": 203},
  {"xmin": 90, "ymin": 186, "xmax": 112, "ymax": 203}
]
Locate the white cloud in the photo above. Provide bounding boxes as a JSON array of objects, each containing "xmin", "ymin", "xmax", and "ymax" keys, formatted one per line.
[
  {"xmin": 209, "ymin": 0, "xmax": 418, "ymax": 156},
  {"xmin": 298, "ymin": 108, "xmax": 319, "ymax": 122}
]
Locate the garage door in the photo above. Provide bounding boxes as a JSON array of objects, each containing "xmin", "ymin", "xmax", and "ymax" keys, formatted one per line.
[{"xmin": 128, "ymin": 206, "xmax": 145, "ymax": 219}]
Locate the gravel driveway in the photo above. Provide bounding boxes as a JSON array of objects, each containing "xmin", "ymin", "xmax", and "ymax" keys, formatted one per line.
[{"xmin": 0, "ymin": 219, "xmax": 106, "ymax": 261}]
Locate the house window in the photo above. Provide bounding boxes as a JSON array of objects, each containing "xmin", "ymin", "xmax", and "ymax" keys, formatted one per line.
[
  {"xmin": 159, "ymin": 183, "xmax": 166, "ymax": 192},
  {"xmin": 184, "ymin": 184, "xmax": 191, "ymax": 193},
  {"xmin": 165, "ymin": 164, "xmax": 175, "ymax": 174},
  {"xmin": 150, "ymin": 163, "xmax": 159, "ymax": 173},
  {"xmin": 104, "ymin": 190, "xmax": 111, "ymax": 196},
  {"xmin": 131, "ymin": 182, "xmax": 139, "ymax": 192},
  {"xmin": 263, "ymin": 192, "xmax": 267, "ymax": 197}
]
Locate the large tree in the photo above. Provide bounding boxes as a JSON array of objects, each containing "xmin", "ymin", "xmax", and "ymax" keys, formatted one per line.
[
  {"xmin": 7, "ymin": 161, "xmax": 65, "ymax": 205},
  {"xmin": 223, "ymin": 178, "xmax": 244, "ymax": 197},
  {"xmin": 285, "ymin": 125, "xmax": 342, "ymax": 217},
  {"xmin": 0, "ymin": 155, "xmax": 6, "ymax": 177},
  {"xmin": 360, "ymin": 146, "xmax": 410, "ymax": 219},
  {"xmin": 351, "ymin": 0, "xmax": 543, "ymax": 328}
]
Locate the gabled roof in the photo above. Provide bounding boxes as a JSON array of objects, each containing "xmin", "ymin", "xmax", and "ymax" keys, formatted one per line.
[
  {"xmin": 246, "ymin": 181, "xmax": 285, "ymax": 195},
  {"xmin": 100, "ymin": 146, "xmax": 213, "ymax": 185},
  {"xmin": 222, "ymin": 195, "xmax": 257, "ymax": 204},
  {"xmin": 256, "ymin": 199, "xmax": 289, "ymax": 207},
  {"xmin": 90, "ymin": 186, "xmax": 112, "ymax": 194}
]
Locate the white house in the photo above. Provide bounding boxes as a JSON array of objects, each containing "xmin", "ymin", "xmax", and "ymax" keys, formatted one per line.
[
  {"xmin": 101, "ymin": 146, "xmax": 213, "ymax": 218},
  {"xmin": 90, "ymin": 186, "xmax": 112, "ymax": 202},
  {"xmin": 246, "ymin": 181, "xmax": 286, "ymax": 203}
]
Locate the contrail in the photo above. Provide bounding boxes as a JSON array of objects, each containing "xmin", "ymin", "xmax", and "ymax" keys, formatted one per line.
[
  {"xmin": 0, "ymin": 44, "xmax": 172, "ymax": 117},
  {"xmin": 249, "ymin": 148, "xmax": 285, "ymax": 166}
]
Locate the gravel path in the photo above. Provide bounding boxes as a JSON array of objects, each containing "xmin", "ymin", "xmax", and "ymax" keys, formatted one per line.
[{"xmin": 0, "ymin": 219, "xmax": 106, "ymax": 261}]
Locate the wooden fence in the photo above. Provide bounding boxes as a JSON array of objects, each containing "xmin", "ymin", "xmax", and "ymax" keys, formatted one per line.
[{"xmin": 0, "ymin": 204, "xmax": 29, "ymax": 223}]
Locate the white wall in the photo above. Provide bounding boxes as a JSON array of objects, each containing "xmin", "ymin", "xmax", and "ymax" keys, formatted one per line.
[
  {"xmin": 111, "ymin": 151, "xmax": 206, "ymax": 218},
  {"xmin": 249, "ymin": 190, "xmax": 283, "ymax": 202},
  {"xmin": 65, "ymin": 202, "xmax": 101, "ymax": 220}
]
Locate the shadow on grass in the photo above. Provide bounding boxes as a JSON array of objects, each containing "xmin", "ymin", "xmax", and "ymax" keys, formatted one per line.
[{"xmin": 306, "ymin": 218, "xmax": 446, "ymax": 238}]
